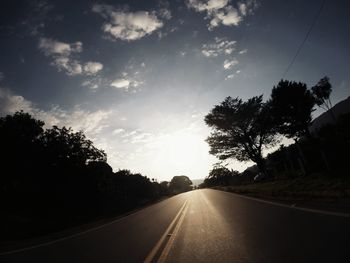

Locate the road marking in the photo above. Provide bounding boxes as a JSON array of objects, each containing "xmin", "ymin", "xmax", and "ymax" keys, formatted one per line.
[
  {"xmin": 213, "ymin": 189, "xmax": 350, "ymax": 218},
  {"xmin": 157, "ymin": 202, "xmax": 188, "ymax": 263},
  {"xmin": 144, "ymin": 200, "xmax": 188, "ymax": 263}
]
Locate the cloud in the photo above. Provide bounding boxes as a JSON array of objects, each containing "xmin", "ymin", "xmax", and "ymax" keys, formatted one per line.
[
  {"xmin": 158, "ymin": 8, "xmax": 172, "ymax": 20},
  {"xmin": 113, "ymin": 128, "xmax": 125, "ymax": 135},
  {"xmin": 110, "ymin": 69, "xmax": 143, "ymax": 91},
  {"xmin": 38, "ymin": 38, "xmax": 103, "ymax": 76},
  {"xmin": 92, "ymin": 4, "xmax": 164, "ymax": 41},
  {"xmin": 0, "ymin": 88, "xmax": 34, "ymax": 115},
  {"xmin": 0, "ymin": 87, "xmax": 111, "ymax": 137},
  {"xmin": 239, "ymin": 48, "xmax": 248, "ymax": 54},
  {"xmin": 21, "ymin": 0, "xmax": 55, "ymax": 36},
  {"xmin": 111, "ymin": 78, "xmax": 130, "ymax": 89},
  {"xmin": 39, "ymin": 38, "xmax": 82, "ymax": 56},
  {"xmin": 225, "ymin": 74, "xmax": 235, "ymax": 80},
  {"xmin": 201, "ymin": 37, "xmax": 236, "ymax": 57},
  {"xmin": 209, "ymin": 6, "xmax": 241, "ymax": 28},
  {"xmin": 186, "ymin": 0, "xmax": 259, "ymax": 30},
  {"xmin": 223, "ymin": 58, "xmax": 238, "ymax": 69},
  {"xmin": 83, "ymin": 62, "xmax": 104, "ymax": 75},
  {"xmin": 53, "ymin": 57, "xmax": 83, "ymax": 75}
]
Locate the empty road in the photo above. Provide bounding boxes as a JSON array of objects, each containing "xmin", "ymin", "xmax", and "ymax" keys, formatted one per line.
[{"xmin": 1, "ymin": 189, "xmax": 350, "ymax": 262}]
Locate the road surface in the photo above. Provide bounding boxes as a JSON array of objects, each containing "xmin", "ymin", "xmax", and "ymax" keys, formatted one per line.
[{"xmin": 1, "ymin": 189, "xmax": 350, "ymax": 262}]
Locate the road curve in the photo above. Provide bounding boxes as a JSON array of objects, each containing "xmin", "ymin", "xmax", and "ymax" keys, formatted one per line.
[{"xmin": 1, "ymin": 189, "xmax": 349, "ymax": 263}]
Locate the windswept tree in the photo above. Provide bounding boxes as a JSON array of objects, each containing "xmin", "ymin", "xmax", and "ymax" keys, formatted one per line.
[
  {"xmin": 205, "ymin": 96, "xmax": 277, "ymax": 176},
  {"xmin": 269, "ymin": 80, "xmax": 315, "ymax": 139},
  {"xmin": 311, "ymin": 76, "xmax": 333, "ymax": 111},
  {"xmin": 311, "ymin": 76, "xmax": 336, "ymax": 122}
]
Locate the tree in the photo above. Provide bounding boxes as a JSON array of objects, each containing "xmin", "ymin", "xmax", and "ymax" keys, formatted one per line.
[
  {"xmin": 40, "ymin": 126, "xmax": 107, "ymax": 169},
  {"xmin": 204, "ymin": 165, "xmax": 240, "ymax": 186},
  {"xmin": 205, "ymin": 96, "xmax": 277, "ymax": 176},
  {"xmin": 311, "ymin": 76, "xmax": 333, "ymax": 111},
  {"xmin": 168, "ymin": 175, "xmax": 192, "ymax": 194},
  {"xmin": 312, "ymin": 76, "xmax": 336, "ymax": 122},
  {"xmin": 269, "ymin": 80, "xmax": 315, "ymax": 139},
  {"xmin": 0, "ymin": 111, "xmax": 45, "ymax": 186}
]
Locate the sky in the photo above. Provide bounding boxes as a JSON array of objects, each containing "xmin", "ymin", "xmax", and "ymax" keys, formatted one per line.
[{"xmin": 0, "ymin": 0, "xmax": 349, "ymax": 181}]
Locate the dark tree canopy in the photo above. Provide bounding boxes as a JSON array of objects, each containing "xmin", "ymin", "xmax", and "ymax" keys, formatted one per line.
[
  {"xmin": 205, "ymin": 96, "xmax": 277, "ymax": 175},
  {"xmin": 41, "ymin": 125, "xmax": 107, "ymax": 168},
  {"xmin": 203, "ymin": 166, "xmax": 240, "ymax": 187},
  {"xmin": 0, "ymin": 111, "xmax": 170, "ymax": 241},
  {"xmin": 269, "ymin": 80, "xmax": 315, "ymax": 139},
  {"xmin": 311, "ymin": 76, "xmax": 333, "ymax": 111},
  {"xmin": 168, "ymin": 175, "xmax": 192, "ymax": 194}
]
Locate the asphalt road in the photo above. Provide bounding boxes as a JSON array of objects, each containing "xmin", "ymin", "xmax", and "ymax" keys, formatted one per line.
[{"xmin": 1, "ymin": 189, "xmax": 350, "ymax": 263}]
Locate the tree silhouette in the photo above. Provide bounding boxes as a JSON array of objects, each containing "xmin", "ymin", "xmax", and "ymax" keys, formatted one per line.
[
  {"xmin": 205, "ymin": 96, "xmax": 277, "ymax": 176},
  {"xmin": 269, "ymin": 80, "xmax": 315, "ymax": 139},
  {"xmin": 204, "ymin": 165, "xmax": 240, "ymax": 186},
  {"xmin": 311, "ymin": 76, "xmax": 333, "ymax": 111},
  {"xmin": 41, "ymin": 126, "xmax": 107, "ymax": 169},
  {"xmin": 168, "ymin": 175, "xmax": 192, "ymax": 194},
  {"xmin": 0, "ymin": 111, "xmax": 169, "ymax": 241}
]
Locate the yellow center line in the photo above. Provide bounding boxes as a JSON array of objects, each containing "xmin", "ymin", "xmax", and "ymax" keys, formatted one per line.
[
  {"xmin": 157, "ymin": 201, "xmax": 188, "ymax": 263},
  {"xmin": 144, "ymin": 199, "xmax": 188, "ymax": 263}
]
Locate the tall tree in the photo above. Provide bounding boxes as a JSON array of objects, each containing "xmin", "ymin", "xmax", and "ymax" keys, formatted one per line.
[
  {"xmin": 311, "ymin": 76, "xmax": 333, "ymax": 111},
  {"xmin": 311, "ymin": 76, "xmax": 336, "ymax": 122},
  {"xmin": 205, "ymin": 96, "xmax": 277, "ymax": 176},
  {"xmin": 269, "ymin": 80, "xmax": 315, "ymax": 139}
]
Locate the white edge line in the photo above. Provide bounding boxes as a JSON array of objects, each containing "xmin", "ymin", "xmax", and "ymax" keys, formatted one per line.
[
  {"xmin": 210, "ymin": 189, "xmax": 350, "ymax": 218},
  {"xmin": 0, "ymin": 195, "xmax": 182, "ymax": 256}
]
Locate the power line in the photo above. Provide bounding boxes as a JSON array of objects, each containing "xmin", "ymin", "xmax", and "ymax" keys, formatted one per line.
[{"xmin": 282, "ymin": 0, "xmax": 326, "ymax": 79}]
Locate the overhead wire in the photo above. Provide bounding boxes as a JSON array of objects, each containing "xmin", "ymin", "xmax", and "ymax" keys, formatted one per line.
[{"xmin": 282, "ymin": 0, "xmax": 326, "ymax": 79}]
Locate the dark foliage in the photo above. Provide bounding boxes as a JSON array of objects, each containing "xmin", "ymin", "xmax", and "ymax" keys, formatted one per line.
[
  {"xmin": 311, "ymin": 76, "xmax": 333, "ymax": 111},
  {"xmin": 269, "ymin": 80, "xmax": 315, "ymax": 139},
  {"xmin": 168, "ymin": 175, "xmax": 193, "ymax": 194},
  {"xmin": 205, "ymin": 96, "xmax": 277, "ymax": 176},
  {"xmin": 201, "ymin": 166, "xmax": 241, "ymax": 187},
  {"xmin": 0, "ymin": 112, "xmax": 167, "ymax": 241}
]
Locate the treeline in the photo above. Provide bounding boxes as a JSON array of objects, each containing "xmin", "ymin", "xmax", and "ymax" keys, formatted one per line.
[
  {"xmin": 202, "ymin": 76, "xmax": 349, "ymax": 188},
  {"xmin": 0, "ymin": 112, "xmax": 192, "ymax": 241}
]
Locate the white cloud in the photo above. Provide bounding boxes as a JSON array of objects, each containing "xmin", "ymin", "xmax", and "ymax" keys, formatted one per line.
[
  {"xmin": 92, "ymin": 4, "xmax": 164, "ymax": 41},
  {"xmin": 110, "ymin": 69, "xmax": 143, "ymax": 91},
  {"xmin": 201, "ymin": 37, "xmax": 236, "ymax": 57},
  {"xmin": 211, "ymin": 6, "xmax": 242, "ymax": 28},
  {"xmin": 239, "ymin": 48, "xmax": 248, "ymax": 54},
  {"xmin": 0, "ymin": 88, "xmax": 34, "ymax": 115},
  {"xmin": 223, "ymin": 58, "xmax": 238, "ymax": 69},
  {"xmin": 225, "ymin": 74, "xmax": 235, "ymax": 80},
  {"xmin": 113, "ymin": 128, "xmax": 125, "ymax": 135},
  {"xmin": 83, "ymin": 62, "xmax": 103, "ymax": 75},
  {"xmin": 39, "ymin": 38, "xmax": 82, "ymax": 56},
  {"xmin": 38, "ymin": 38, "xmax": 103, "ymax": 76},
  {"xmin": 53, "ymin": 57, "xmax": 83, "ymax": 76},
  {"xmin": 111, "ymin": 78, "xmax": 130, "ymax": 89},
  {"xmin": 0, "ymin": 87, "xmax": 111, "ymax": 137},
  {"xmin": 186, "ymin": 0, "xmax": 259, "ymax": 30},
  {"xmin": 186, "ymin": 0, "xmax": 228, "ymax": 12}
]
